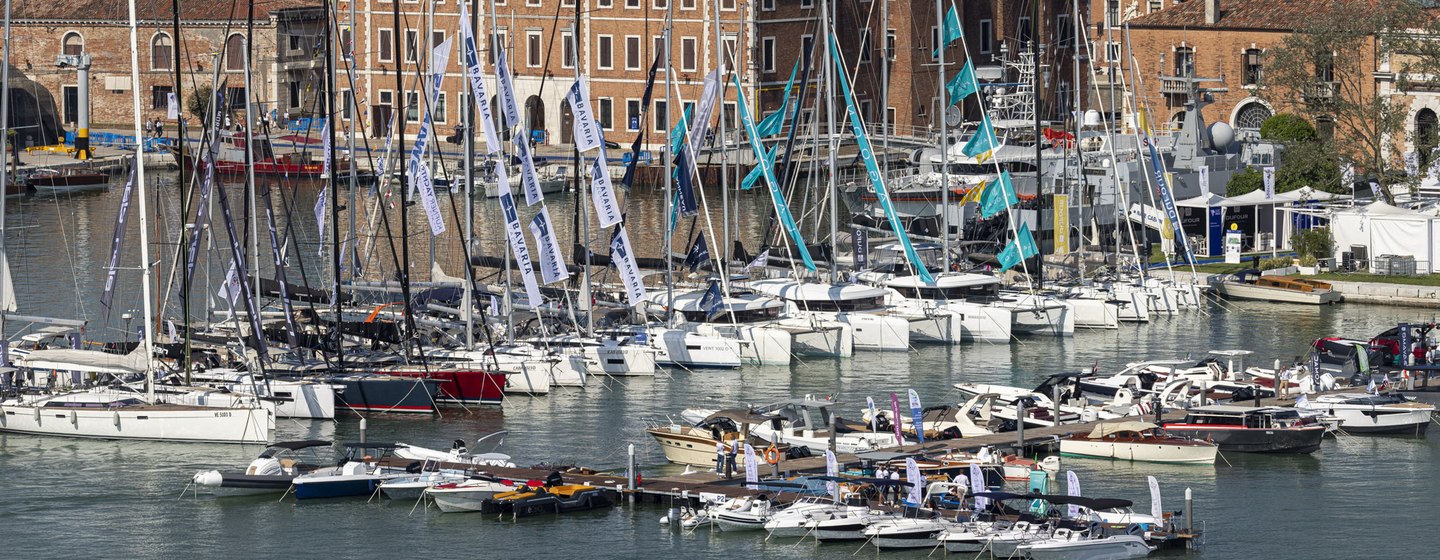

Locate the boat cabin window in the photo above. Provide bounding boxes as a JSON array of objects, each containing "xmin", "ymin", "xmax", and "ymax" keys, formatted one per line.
[
  {"xmin": 788, "ymin": 295, "xmax": 886, "ymax": 312},
  {"xmin": 1188, "ymin": 413, "xmax": 1242, "ymax": 426},
  {"xmin": 946, "ymin": 163, "xmax": 991, "ymax": 175},
  {"xmin": 679, "ymin": 305, "xmax": 780, "ymax": 323},
  {"xmin": 895, "ymin": 283, "xmax": 1000, "ymax": 300}
]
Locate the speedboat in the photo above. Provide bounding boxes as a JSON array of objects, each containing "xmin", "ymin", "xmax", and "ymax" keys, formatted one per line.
[
  {"xmin": 743, "ymin": 397, "xmax": 901, "ymax": 454},
  {"xmin": 1162, "ymin": 405, "xmax": 1327, "ymax": 453},
  {"xmin": 289, "ymin": 443, "xmax": 411, "ymax": 499},
  {"xmin": 763, "ymin": 496, "xmax": 859, "ymax": 538},
  {"xmin": 646, "ymin": 408, "xmax": 780, "ymax": 469},
  {"xmin": 812, "ymin": 509, "xmax": 894, "ymax": 542},
  {"xmin": 378, "ymin": 469, "xmax": 466, "ymax": 500},
  {"xmin": 1211, "ymin": 269, "xmax": 1342, "ymax": 305},
  {"xmin": 1059, "ymin": 421, "xmax": 1219, "ymax": 464},
  {"xmin": 190, "ymin": 440, "xmax": 331, "ymax": 496},
  {"xmin": 1017, "ymin": 531, "xmax": 1155, "ymax": 560},
  {"xmin": 710, "ymin": 495, "xmax": 776, "ymax": 531},
  {"xmin": 426, "ymin": 477, "xmax": 516, "ymax": 513},
  {"xmin": 1299, "ymin": 392, "xmax": 1434, "ymax": 435},
  {"xmin": 863, "ymin": 517, "xmax": 954, "ymax": 550}
]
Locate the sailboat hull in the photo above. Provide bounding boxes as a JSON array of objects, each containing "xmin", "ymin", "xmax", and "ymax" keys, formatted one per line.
[{"xmin": 0, "ymin": 400, "xmax": 270, "ymax": 444}]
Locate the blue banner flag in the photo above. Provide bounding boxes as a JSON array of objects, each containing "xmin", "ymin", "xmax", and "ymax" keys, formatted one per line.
[
  {"xmin": 699, "ymin": 279, "xmax": 725, "ymax": 320},
  {"xmin": 933, "ymin": 6, "xmax": 964, "ymax": 57},
  {"xmin": 1143, "ymin": 132, "xmax": 1194, "ymax": 262},
  {"xmin": 829, "ymin": 33, "xmax": 934, "ymax": 283},
  {"xmin": 908, "ymin": 389, "xmax": 925, "ymax": 444},
  {"xmin": 962, "ymin": 115, "xmax": 999, "ymax": 158},
  {"xmin": 622, "ymin": 51, "xmax": 663, "ymax": 189},
  {"xmin": 742, "ymin": 145, "xmax": 777, "ymax": 190},
  {"xmin": 980, "ymin": 171, "xmax": 1018, "ymax": 219},
  {"xmin": 685, "ymin": 232, "xmax": 711, "ymax": 272},
  {"xmin": 998, "ymin": 223, "xmax": 1039, "ymax": 271},
  {"xmin": 733, "ymin": 74, "xmax": 817, "ymax": 271},
  {"xmin": 947, "ymin": 61, "xmax": 978, "ymax": 105}
]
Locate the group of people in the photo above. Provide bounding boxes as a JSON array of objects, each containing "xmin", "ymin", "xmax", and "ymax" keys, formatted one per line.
[{"xmin": 146, "ymin": 118, "xmax": 166, "ymax": 139}]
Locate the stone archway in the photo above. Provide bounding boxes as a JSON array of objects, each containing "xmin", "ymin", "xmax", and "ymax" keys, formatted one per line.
[
  {"xmin": 524, "ymin": 95, "xmax": 544, "ymax": 142},
  {"xmin": 1416, "ymin": 108, "xmax": 1437, "ymax": 168}
]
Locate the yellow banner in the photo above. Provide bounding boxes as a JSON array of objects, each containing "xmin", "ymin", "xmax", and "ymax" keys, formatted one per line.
[{"xmin": 1053, "ymin": 193, "xmax": 1070, "ymax": 255}]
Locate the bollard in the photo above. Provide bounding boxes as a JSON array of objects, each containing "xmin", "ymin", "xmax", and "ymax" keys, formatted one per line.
[
  {"xmin": 1016, "ymin": 399, "xmax": 1027, "ymax": 452},
  {"xmin": 627, "ymin": 444, "xmax": 636, "ymax": 491},
  {"xmin": 1184, "ymin": 487, "xmax": 1194, "ymax": 540},
  {"xmin": 359, "ymin": 418, "xmax": 367, "ymax": 444},
  {"xmin": 1052, "ymin": 385, "xmax": 1062, "ymax": 426}
]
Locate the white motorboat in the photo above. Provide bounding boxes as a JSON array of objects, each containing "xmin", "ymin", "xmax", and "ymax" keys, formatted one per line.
[
  {"xmin": 937, "ymin": 521, "xmax": 1001, "ymax": 553},
  {"xmin": 189, "ymin": 369, "xmax": 337, "ymax": 419},
  {"xmin": 1059, "ymin": 421, "xmax": 1219, "ymax": 464},
  {"xmin": 1298, "ymin": 392, "xmax": 1434, "ymax": 435},
  {"xmin": 425, "ymin": 345, "xmax": 571, "ymax": 392},
  {"xmin": 863, "ymin": 517, "xmax": 954, "ymax": 550},
  {"xmin": 744, "ymin": 397, "xmax": 901, "ymax": 454},
  {"xmin": 379, "ymin": 470, "xmax": 466, "ymax": 500},
  {"xmin": 191, "ymin": 440, "xmax": 333, "ymax": 496},
  {"xmin": 866, "ymin": 391, "xmax": 1008, "ymax": 439},
  {"xmin": 1018, "ymin": 532, "xmax": 1155, "ymax": 560},
  {"xmin": 749, "ymin": 278, "xmax": 910, "ymax": 351},
  {"xmin": 710, "ymin": 495, "xmax": 775, "ymax": 531},
  {"xmin": 525, "ymin": 334, "xmax": 657, "ymax": 377},
  {"xmin": 763, "ymin": 497, "xmax": 855, "ymax": 538},
  {"xmin": 601, "ymin": 324, "xmax": 741, "ymax": 370},
  {"xmin": 648, "ymin": 289, "xmax": 796, "ymax": 365},
  {"xmin": 812, "ymin": 509, "xmax": 893, "ymax": 542},
  {"xmin": 856, "ymin": 261, "xmax": 1015, "ymax": 343},
  {"xmin": 426, "ymin": 477, "xmax": 515, "ymax": 512}
]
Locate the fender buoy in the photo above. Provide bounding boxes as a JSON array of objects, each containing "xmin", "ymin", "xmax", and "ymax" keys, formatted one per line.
[{"xmin": 764, "ymin": 446, "xmax": 780, "ymax": 465}]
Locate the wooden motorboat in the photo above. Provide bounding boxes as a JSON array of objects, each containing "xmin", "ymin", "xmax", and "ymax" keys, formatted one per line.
[
  {"xmin": 25, "ymin": 168, "xmax": 109, "ymax": 192},
  {"xmin": 646, "ymin": 407, "xmax": 783, "ymax": 468},
  {"xmin": 1162, "ymin": 405, "xmax": 1327, "ymax": 453},
  {"xmin": 1059, "ymin": 421, "xmax": 1219, "ymax": 464},
  {"xmin": 1211, "ymin": 270, "xmax": 1342, "ymax": 305}
]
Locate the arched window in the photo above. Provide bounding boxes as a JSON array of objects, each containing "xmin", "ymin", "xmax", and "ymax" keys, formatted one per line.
[
  {"xmin": 1234, "ymin": 102, "xmax": 1272, "ymax": 131},
  {"xmin": 151, "ymin": 33, "xmax": 174, "ymax": 71},
  {"xmin": 225, "ymin": 34, "xmax": 244, "ymax": 71},
  {"xmin": 62, "ymin": 32, "xmax": 84, "ymax": 56},
  {"xmin": 1417, "ymin": 109, "xmax": 1438, "ymax": 169}
]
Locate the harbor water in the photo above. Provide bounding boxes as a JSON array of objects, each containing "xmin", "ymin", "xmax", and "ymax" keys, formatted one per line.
[{"xmin": 2, "ymin": 177, "xmax": 1438, "ymax": 558}]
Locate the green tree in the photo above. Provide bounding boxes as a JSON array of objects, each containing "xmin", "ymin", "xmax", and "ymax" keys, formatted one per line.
[
  {"xmin": 188, "ymin": 84, "xmax": 213, "ymax": 124},
  {"xmin": 1260, "ymin": 113, "xmax": 1317, "ymax": 142},
  {"xmin": 1227, "ymin": 168, "xmax": 1263, "ymax": 196},
  {"xmin": 1261, "ymin": 0, "xmax": 1418, "ymax": 204}
]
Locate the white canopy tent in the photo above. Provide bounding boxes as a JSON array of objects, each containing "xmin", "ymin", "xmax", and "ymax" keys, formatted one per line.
[{"xmin": 1328, "ymin": 201, "xmax": 1440, "ymax": 273}]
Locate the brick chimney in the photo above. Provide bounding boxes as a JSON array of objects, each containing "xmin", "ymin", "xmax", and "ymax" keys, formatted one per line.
[{"xmin": 1205, "ymin": 0, "xmax": 1221, "ymax": 25}]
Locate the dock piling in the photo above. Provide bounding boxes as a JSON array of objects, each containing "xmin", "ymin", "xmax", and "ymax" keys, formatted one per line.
[
  {"xmin": 1185, "ymin": 487, "xmax": 1194, "ymax": 547},
  {"xmin": 359, "ymin": 418, "xmax": 367, "ymax": 443}
]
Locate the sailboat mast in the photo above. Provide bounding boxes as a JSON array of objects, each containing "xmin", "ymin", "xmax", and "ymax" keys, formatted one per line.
[
  {"xmin": 1032, "ymin": 1, "xmax": 1043, "ymax": 289},
  {"xmin": 170, "ymin": 0, "xmax": 192, "ymax": 379},
  {"xmin": 463, "ymin": 0, "xmax": 477, "ymax": 348},
  {"xmin": 392, "ymin": 0, "xmax": 420, "ymax": 354},
  {"xmin": 245, "ymin": 2, "xmax": 260, "ymax": 294},
  {"xmin": 663, "ymin": 4, "xmax": 674, "ymax": 322},
  {"xmin": 711, "ymin": 0, "xmax": 729, "ymax": 277},
  {"xmin": 935, "ymin": 0, "xmax": 949, "ymax": 272},
  {"xmin": 571, "ymin": 0, "xmax": 592, "ymax": 337},
  {"xmin": 325, "ymin": 0, "xmax": 344, "ymax": 368},
  {"xmin": 125, "ymin": 0, "xmax": 156, "ymax": 402},
  {"xmin": 0, "ymin": 0, "xmax": 10, "ymax": 339},
  {"xmin": 823, "ymin": 0, "xmax": 837, "ymax": 283}
]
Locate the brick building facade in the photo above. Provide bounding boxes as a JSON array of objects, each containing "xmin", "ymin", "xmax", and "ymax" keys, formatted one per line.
[
  {"xmin": 337, "ymin": 0, "xmax": 753, "ymax": 148},
  {"xmin": 8, "ymin": 1, "xmax": 323, "ymax": 134}
]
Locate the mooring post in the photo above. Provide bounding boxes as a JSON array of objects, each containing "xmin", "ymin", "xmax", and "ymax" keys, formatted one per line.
[
  {"xmin": 627, "ymin": 443, "xmax": 636, "ymax": 504},
  {"xmin": 1185, "ymin": 487, "xmax": 1194, "ymax": 542},
  {"xmin": 358, "ymin": 418, "xmax": 366, "ymax": 444},
  {"xmin": 1052, "ymin": 385, "xmax": 1062, "ymax": 426},
  {"xmin": 1016, "ymin": 399, "xmax": 1027, "ymax": 453}
]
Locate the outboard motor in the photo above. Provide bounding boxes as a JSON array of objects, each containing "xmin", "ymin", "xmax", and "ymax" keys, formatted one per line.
[{"xmin": 545, "ymin": 470, "xmax": 565, "ymax": 488}]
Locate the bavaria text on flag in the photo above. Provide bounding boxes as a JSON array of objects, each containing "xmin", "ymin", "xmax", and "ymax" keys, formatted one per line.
[
  {"xmin": 685, "ymin": 232, "xmax": 711, "ymax": 272},
  {"xmin": 590, "ymin": 151, "xmax": 623, "ymax": 228},
  {"xmin": 947, "ymin": 61, "xmax": 978, "ymax": 105},
  {"xmin": 527, "ymin": 206, "xmax": 570, "ymax": 284},
  {"xmin": 495, "ymin": 161, "xmax": 544, "ymax": 305},
  {"xmin": 979, "ymin": 171, "xmax": 1018, "ymax": 219},
  {"xmin": 458, "ymin": 1, "xmax": 501, "ymax": 153},
  {"xmin": 568, "ymin": 77, "xmax": 603, "ymax": 152},
  {"xmin": 699, "ymin": 279, "xmax": 725, "ymax": 320},
  {"xmin": 933, "ymin": 6, "xmax": 964, "ymax": 57},
  {"xmin": 998, "ymin": 223, "xmax": 1039, "ymax": 271},
  {"xmin": 610, "ymin": 225, "xmax": 648, "ymax": 305}
]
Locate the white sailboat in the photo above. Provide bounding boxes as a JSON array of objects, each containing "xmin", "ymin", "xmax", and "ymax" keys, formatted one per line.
[{"xmin": 0, "ymin": 5, "xmax": 271, "ymax": 444}]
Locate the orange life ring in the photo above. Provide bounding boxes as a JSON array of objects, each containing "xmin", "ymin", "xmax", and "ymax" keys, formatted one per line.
[{"xmin": 764, "ymin": 446, "xmax": 780, "ymax": 465}]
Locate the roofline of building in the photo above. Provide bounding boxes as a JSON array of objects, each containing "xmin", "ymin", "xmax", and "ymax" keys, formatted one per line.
[{"xmin": 1126, "ymin": 23, "xmax": 1297, "ymax": 34}]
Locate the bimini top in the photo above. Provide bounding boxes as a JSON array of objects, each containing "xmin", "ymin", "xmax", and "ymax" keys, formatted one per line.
[
  {"xmin": 1087, "ymin": 421, "xmax": 1159, "ymax": 439},
  {"xmin": 269, "ymin": 440, "xmax": 332, "ymax": 450}
]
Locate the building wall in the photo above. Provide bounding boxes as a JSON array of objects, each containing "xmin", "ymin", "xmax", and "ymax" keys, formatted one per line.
[
  {"xmin": 339, "ymin": 0, "xmax": 753, "ymax": 148},
  {"xmin": 6, "ymin": 14, "xmax": 316, "ymax": 132}
]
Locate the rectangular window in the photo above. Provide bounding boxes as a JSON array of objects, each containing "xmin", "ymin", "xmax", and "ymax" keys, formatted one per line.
[
  {"xmin": 341, "ymin": 27, "xmax": 353, "ymax": 59},
  {"xmin": 433, "ymin": 92, "xmax": 447, "ymax": 124},
  {"xmin": 379, "ymin": 90, "xmax": 394, "ymax": 106},
  {"xmin": 626, "ymin": 99, "xmax": 641, "ymax": 131},
  {"xmin": 1106, "ymin": 0, "xmax": 1120, "ymax": 27},
  {"xmin": 722, "ymin": 102, "xmax": 736, "ymax": 129},
  {"xmin": 722, "ymin": 35, "xmax": 737, "ymax": 69},
  {"xmin": 562, "ymin": 32, "xmax": 575, "ymax": 68},
  {"xmin": 654, "ymin": 100, "xmax": 668, "ymax": 132},
  {"xmin": 1174, "ymin": 47, "xmax": 1194, "ymax": 77},
  {"xmin": 598, "ymin": 0, "xmax": 611, "ymax": 6},
  {"xmin": 527, "ymin": 32, "xmax": 542, "ymax": 67},
  {"xmin": 887, "ymin": 106, "xmax": 896, "ymax": 129},
  {"xmin": 1106, "ymin": 42, "xmax": 1121, "ymax": 62},
  {"xmin": 860, "ymin": 29, "xmax": 872, "ymax": 62},
  {"xmin": 800, "ymin": 0, "xmax": 813, "ymax": 8},
  {"xmin": 801, "ymin": 35, "xmax": 814, "ymax": 69},
  {"xmin": 1148, "ymin": 0, "xmax": 1162, "ymax": 12},
  {"xmin": 152, "ymin": 37, "xmax": 173, "ymax": 70},
  {"xmin": 526, "ymin": 0, "xmax": 540, "ymax": 6},
  {"xmin": 681, "ymin": 0, "xmax": 695, "ymax": 9},
  {"xmin": 654, "ymin": 0, "xmax": 667, "ymax": 9},
  {"xmin": 405, "ymin": 30, "xmax": 419, "ymax": 63},
  {"xmin": 598, "ymin": 35, "xmax": 614, "ymax": 69},
  {"xmin": 563, "ymin": 0, "xmax": 575, "ymax": 6},
  {"xmin": 1244, "ymin": 49, "xmax": 1263, "ymax": 86},
  {"xmin": 722, "ymin": 0, "xmax": 735, "ymax": 10},
  {"xmin": 762, "ymin": 0, "xmax": 774, "ymax": 11},
  {"xmin": 626, "ymin": 36, "xmax": 642, "ymax": 70},
  {"xmin": 762, "ymin": 37, "xmax": 775, "ymax": 73},
  {"xmin": 379, "ymin": 28, "xmax": 394, "ymax": 62},
  {"xmin": 290, "ymin": 81, "xmax": 301, "ymax": 109},
  {"xmin": 1057, "ymin": 14, "xmax": 1072, "ymax": 48},
  {"xmin": 341, "ymin": 89, "xmax": 353, "ymax": 120},
  {"xmin": 979, "ymin": 20, "xmax": 992, "ymax": 54},
  {"xmin": 406, "ymin": 91, "xmax": 419, "ymax": 122},
  {"xmin": 860, "ymin": 100, "xmax": 872, "ymax": 122},
  {"xmin": 1018, "ymin": 17, "xmax": 1032, "ymax": 46},
  {"xmin": 432, "ymin": 31, "xmax": 445, "ymax": 50},
  {"xmin": 151, "ymin": 85, "xmax": 171, "ymax": 110},
  {"xmin": 490, "ymin": 32, "xmax": 507, "ymax": 65},
  {"xmin": 681, "ymin": 37, "xmax": 697, "ymax": 72},
  {"xmin": 930, "ymin": 26, "xmax": 940, "ymax": 60},
  {"xmin": 654, "ymin": 36, "xmax": 664, "ymax": 64},
  {"xmin": 597, "ymin": 98, "xmax": 614, "ymax": 129},
  {"xmin": 886, "ymin": 30, "xmax": 896, "ymax": 61},
  {"xmin": 626, "ymin": 0, "xmax": 640, "ymax": 7}
]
